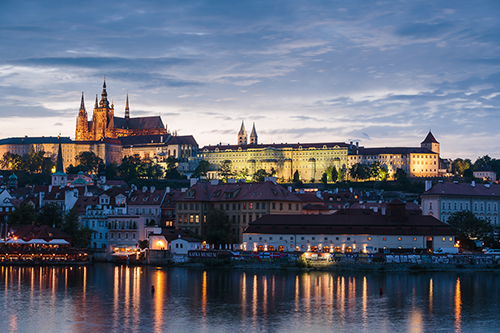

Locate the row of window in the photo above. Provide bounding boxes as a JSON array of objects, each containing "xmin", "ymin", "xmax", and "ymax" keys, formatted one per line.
[
  {"xmin": 249, "ymin": 236, "xmax": 454, "ymax": 242},
  {"xmin": 91, "ymin": 232, "xmax": 137, "ymax": 240},
  {"xmin": 440, "ymin": 202, "xmax": 497, "ymax": 211}
]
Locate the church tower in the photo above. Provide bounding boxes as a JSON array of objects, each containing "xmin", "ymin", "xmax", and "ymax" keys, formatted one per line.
[
  {"xmin": 51, "ymin": 137, "xmax": 67, "ymax": 187},
  {"xmin": 238, "ymin": 121, "xmax": 247, "ymax": 145},
  {"xmin": 91, "ymin": 79, "xmax": 115, "ymax": 141},
  {"xmin": 75, "ymin": 92, "xmax": 89, "ymax": 141},
  {"xmin": 250, "ymin": 122, "xmax": 258, "ymax": 145},
  {"xmin": 421, "ymin": 131, "xmax": 440, "ymax": 155},
  {"xmin": 125, "ymin": 93, "xmax": 130, "ymax": 121}
]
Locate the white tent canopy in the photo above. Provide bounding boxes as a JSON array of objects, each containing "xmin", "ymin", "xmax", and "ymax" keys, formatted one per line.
[
  {"xmin": 27, "ymin": 239, "xmax": 49, "ymax": 244},
  {"xmin": 7, "ymin": 239, "xmax": 26, "ymax": 244},
  {"xmin": 49, "ymin": 239, "xmax": 70, "ymax": 245}
]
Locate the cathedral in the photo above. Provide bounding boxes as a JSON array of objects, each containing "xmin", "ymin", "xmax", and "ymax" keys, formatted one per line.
[{"xmin": 75, "ymin": 80, "xmax": 168, "ymax": 141}]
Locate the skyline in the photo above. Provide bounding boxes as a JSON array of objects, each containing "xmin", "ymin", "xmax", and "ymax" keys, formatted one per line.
[{"xmin": 0, "ymin": 1, "xmax": 499, "ymax": 160}]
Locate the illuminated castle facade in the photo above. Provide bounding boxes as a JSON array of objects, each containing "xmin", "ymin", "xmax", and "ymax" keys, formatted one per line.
[{"xmin": 75, "ymin": 80, "xmax": 168, "ymax": 141}]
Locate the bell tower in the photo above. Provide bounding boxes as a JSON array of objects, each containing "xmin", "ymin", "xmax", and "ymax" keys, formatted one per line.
[
  {"xmin": 75, "ymin": 92, "xmax": 89, "ymax": 141},
  {"xmin": 91, "ymin": 78, "xmax": 115, "ymax": 140},
  {"xmin": 238, "ymin": 121, "xmax": 247, "ymax": 145}
]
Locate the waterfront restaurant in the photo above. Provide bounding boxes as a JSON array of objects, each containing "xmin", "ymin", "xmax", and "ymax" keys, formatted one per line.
[{"xmin": 242, "ymin": 199, "xmax": 455, "ymax": 253}]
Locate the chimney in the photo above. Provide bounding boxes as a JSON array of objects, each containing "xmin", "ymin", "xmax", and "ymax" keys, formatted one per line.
[
  {"xmin": 166, "ymin": 186, "xmax": 170, "ymax": 193},
  {"xmin": 190, "ymin": 178, "xmax": 198, "ymax": 187},
  {"xmin": 350, "ymin": 142, "xmax": 353, "ymax": 149},
  {"xmin": 356, "ymin": 142, "xmax": 359, "ymax": 148},
  {"xmin": 471, "ymin": 181, "xmax": 475, "ymax": 187},
  {"xmin": 425, "ymin": 180, "xmax": 432, "ymax": 192}
]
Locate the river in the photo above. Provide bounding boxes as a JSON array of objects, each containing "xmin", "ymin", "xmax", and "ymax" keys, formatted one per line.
[{"xmin": 1, "ymin": 264, "xmax": 499, "ymax": 332}]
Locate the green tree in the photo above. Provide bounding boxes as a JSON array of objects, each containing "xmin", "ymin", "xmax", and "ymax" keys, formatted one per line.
[
  {"xmin": 253, "ymin": 169, "xmax": 268, "ymax": 182},
  {"xmin": 452, "ymin": 158, "xmax": 472, "ymax": 177},
  {"xmin": 331, "ymin": 166, "xmax": 338, "ymax": 183},
  {"xmin": 447, "ymin": 211, "xmax": 493, "ymax": 245},
  {"xmin": 192, "ymin": 160, "xmax": 210, "ymax": 178},
  {"xmin": 7, "ymin": 204, "xmax": 36, "ymax": 225},
  {"xmin": 137, "ymin": 239, "xmax": 150, "ymax": 250},
  {"xmin": 463, "ymin": 168, "xmax": 474, "ymax": 179},
  {"xmin": 395, "ymin": 168, "xmax": 411, "ymax": 189},
  {"xmin": 26, "ymin": 145, "xmax": 45, "ymax": 173},
  {"xmin": 219, "ymin": 160, "xmax": 233, "ymax": 181},
  {"xmin": 119, "ymin": 155, "xmax": 141, "ymax": 181},
  {"xmin": 205, "ymin": 208, "xmax": 233, "ymax": 247}
]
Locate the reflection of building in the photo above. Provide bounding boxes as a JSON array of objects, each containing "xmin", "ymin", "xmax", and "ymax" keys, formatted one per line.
[
  {"xmin": 243, "ymin": 199, "xmax": 455, "ymax": 253},
  {"xmin": 200, "ymin": 123, "xmax": 349, "ymax": 181},
  {"xmin": 75, "ymin": 80, "xmax": 168, "ymax": 141},
  {"xmin": 347, "ymin": 132, "xmax": 441, "ymax": 178},
  {"xmin": 176, "ymin": 179, "xmax": 302, "ymax": 242},
  {"xmin": 421, "ymin": 182, "xmax": 500, "ymax": 226}
]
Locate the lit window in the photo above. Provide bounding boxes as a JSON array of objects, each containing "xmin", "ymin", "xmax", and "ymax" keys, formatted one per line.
[
  {"xmin": 413, "ymin": 237, "xmax": 417, "ymax": 241},
  {"xmin": 442, "ymin": 237, "xmax": 445, "ymax": 241},
  {"xmin": 367, "ymin": 237, "xmax": 371, "ymax": 241},
  {"xmin": 398, "ymin": 237, "xmax": 402, "ymax": 241},
  {"xmin": 383, "ymin": 237, "xmax": 386, "ymax": 241}
]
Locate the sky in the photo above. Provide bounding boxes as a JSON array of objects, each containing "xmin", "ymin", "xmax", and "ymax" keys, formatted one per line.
[{"xmin": 0, "ymin": 0, "xmax": 499, "ymax": 160}]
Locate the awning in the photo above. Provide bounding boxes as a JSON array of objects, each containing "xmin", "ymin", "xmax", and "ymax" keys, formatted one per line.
[
  {"xmin": 7, "ymin": 239, "xmax": 26, "ymax": 244},
  {"xmin": 27, "ymin": 239, "xmax": 49, "ymax": 244},
  {"xmin": 48, "ymin": 239, "xmax": 70, "ymax": 245}
]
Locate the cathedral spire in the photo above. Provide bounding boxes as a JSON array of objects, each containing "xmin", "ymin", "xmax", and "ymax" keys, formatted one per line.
[
  {"xmin": 99, "ymin": 78, "xmax": 109, "ymax": 108},
  {"xmin": 238, "ymin": 121, "xmax": 248, "ymax": 145},
  {"xmin": 125, "ymin": 93, "xmax": 130, "ymax": 120},
  {"xmin": 95, "ymin": 94, "xmax": 98, "ymax": 108},
  {"xmin": 56, "ymin": 137, "xmax": 64, "ymax": 174},
  {"xmin": 79, "ymin": 92, "xmax": 86, "ymax": 112},
  {"xmin": 250, "ymin": 122, "xmax": 258, "ymax": 145}
]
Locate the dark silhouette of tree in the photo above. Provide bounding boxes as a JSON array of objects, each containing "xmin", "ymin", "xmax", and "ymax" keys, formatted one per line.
[
  {"xmin": 253, "ymin": 169, "xmax": 268, "ymax": 182},
  {"xmin": 7, "ymin": 204, "xmax": 36, "ymax": 225},
  {"xmin": 75, "ymin": 151, "xmax": 104, "ymax": 174},
  {"xmin": 205, "ymin": 208, "xmax": 233, "ymax": 247},
  {"xmin": 36, "ymin": 203, "xmax": 63, "ymax": 227},
  {"xmin": 219, "ymin": 160, "xmax": 233, "ymax": 181},
  {"xmin": 447, "ymin": 211, "xmax": 493, "ymax": 246}
]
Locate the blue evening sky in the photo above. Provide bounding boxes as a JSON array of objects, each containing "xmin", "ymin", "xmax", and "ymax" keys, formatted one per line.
[{"xmin": 0, "ymin": 0, "xmax": 499, "ymax": 159}]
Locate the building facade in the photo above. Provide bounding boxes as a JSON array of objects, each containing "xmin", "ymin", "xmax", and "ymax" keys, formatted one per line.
[
  {"xmin": 243, "ymin": 200, "xmax": 455, "ymax": 253},
  {"xmin": 347, "ymin": 132, "xmax": 441, "ymax": 178},
  {"xmin": 175, "ymin": 179, "xmax": 303, "ymax": 241},
  {"xmin": 421, "ymin": 182, "xmax": 500, "ymax": 226}
]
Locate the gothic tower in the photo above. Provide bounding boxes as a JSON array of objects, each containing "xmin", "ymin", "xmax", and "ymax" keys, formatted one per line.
[
  {"xmin": 238, "ymin": 121, "xmax": 248, "ymax": 145},
  {"xmin": 75, "ymin": 92, "xmax": 89, "ymax": 141},
  {"xmin": 91, "ymin": 79, "xmax": 115, "ymax": 141},
  {"xmin": 250, "ymin": 122, "xmax": 258, "ymax": 145},
  {"xmin": 125, "ymin": 93, "xmax": 130, "ymax": 121}
]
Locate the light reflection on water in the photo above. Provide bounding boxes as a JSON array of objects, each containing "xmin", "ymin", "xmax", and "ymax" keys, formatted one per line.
[{"xmin": 0, "ymin": 264, "xmax": 499, "ymax": 332}]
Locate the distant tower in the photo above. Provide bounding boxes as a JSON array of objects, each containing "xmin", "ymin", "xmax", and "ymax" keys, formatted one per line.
[
  {"xmin": 421, "ymin": 131, "xmax": 440, "ymax": 155},
  {"xmin": 249, "ymin": 122, "xmax": 258, "ymax": 145},
  {"xmin": 91, "ymin": 78, "xmax": 115, "ymax": 141},
  {"xmin": 238, "ymin": 121, "xmax": 248, "ymax": 145},
  {"xmin": 75, "ymin": 92, "xmax": 89, "ymax": 141},
  {"xmin": 51, "ymin": 137, "xmax": 67, "ymax": 187},
  {"xmin": 125, "ymin": 93, "xmax": 130, "ymax": 121}
]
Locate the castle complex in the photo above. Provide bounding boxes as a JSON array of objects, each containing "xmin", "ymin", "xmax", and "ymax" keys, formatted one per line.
[{"xmin": 75, "ymin": 80, "xmax": 168, "ymax": 141}]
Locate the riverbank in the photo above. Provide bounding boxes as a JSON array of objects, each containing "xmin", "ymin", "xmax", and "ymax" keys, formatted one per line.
[{"xmin": 163, "ymin": 260, "xmax": 500, "ymax": 272}]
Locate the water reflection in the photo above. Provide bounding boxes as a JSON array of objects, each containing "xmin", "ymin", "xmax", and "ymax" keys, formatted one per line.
[{"xmin": 0, "ymin": 265, "xmax": 499, "ymax": 332}]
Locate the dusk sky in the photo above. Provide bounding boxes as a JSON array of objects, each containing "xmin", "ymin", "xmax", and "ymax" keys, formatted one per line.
[{"xmin": 0, "ymin": 0, "xmax": 499, "ymax": 160}]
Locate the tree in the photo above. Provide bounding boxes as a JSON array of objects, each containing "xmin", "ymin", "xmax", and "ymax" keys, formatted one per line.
[
  {"xmin": 192, "ymin": 160, "xmax": 210, "ymax": 179},
  {"xmin": 447, "ymin": 211, "xmax": 493, "ymax": 244},
  {"xmin": 165, "ymin": 156, "xmax": 178, "ymax": 171},
  {"xmin": 331, "ymin": 166, "xmax": 338, "ymax": 183},
  {"xmin": 137, "ymin": 239, "xmax": 150, "ymax": 250},
  {"xmin": 452, "ymin": 158, "xmax": 472, "ymax": 177},
  {"xmin": 205, "ymin": 208, "xmax": 233, "ymax": 247},
  {"xmin": 61, "ymin": 209, "xmax": 94, "ymax": 248},
  {"xmin": 395, "ymin": 168, "xmax": 411, "ymax": 189},
  {"xmin": 219, "ymin": 160, "xmax": 233, "ymax": 181},
  {"xmin": 321, "ymin": 172, "xmax": 328, "ymax": 187},
  {"xmin": 75, "ymin": 152, "xmax": 103, "ymax": 174},
  {"xmin": 292, "ymin": 170, "xmax": 303, "ymax": 188},
  {"xmin": 7, "ymin": 204, "xmax": 36, "ymax": 225},
  {"xmin": 119, "ymin": 155, "xmax": 141, "ymax": 181},
  {"xmin": 26, "ymin": 145, "xmax": 45, "ymax": 173},
  {"xmin": 463, "ymin": 168, "xmax": 474, "ymax": 179},
  {"xmin": 253, "ymin": 169, "xmax": 268, "ymax": 182},
  {"xmin": 36, "ymin": 203, "xmax": 63, "ymax": 227}
]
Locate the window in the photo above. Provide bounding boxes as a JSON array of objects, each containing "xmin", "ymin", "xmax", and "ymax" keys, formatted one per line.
[
  {"xmin": 336, "ymin": 237, "xmax": 339, "ymax": 240},
  {"xmin": 288, "ymin": 203, "xmax": 292, "ymax": 210},
  {"xmin": 413, "ymin": 237, "xmax": 417, "ymax": 241},
  {"xmin": 301, "ymin": 237, "xmax": 304, "ymax": 240},
  {"xmin": 272, "ymin": 203, "xmax": 276, "ymax": 209},
  {"xmin": 347, "ymin": 237, "xmax": 350, "ymax": 240},
  {"xmin": 449, "ymin": 237, "xmax": 453, "ymax": 242},
  {"xmin": 249, "ymin": 203, "xmax": 253, "ymax": 210},
  {"xmin": 256, "ymin": 203, "xmax": 260, "ymax": 209},
  {"xmin": 324, "ymin": 237, "xmax": 328, "ymax": 240},
  {"xmin": 262, "ymin": 203, "xmax": 266, "ymax": 209},
  {"xmin": 367, "ymin": 237, "xmax": 371, "ymax": 241},
  {"xmin": 312, "ymin": 237, "xmax": 315, "ymax": 240},
  {"xmin": 442, "ymin": 237, "xmax": 445, "ymax": 241},
  {"xmin": 279, "ymin": 203, "xmax": 283, "ymax": 210},
  {"xmin": 249, "ymin": 237, "xmax": 252, "ymax": 240},
  {"xmin": 383, "ymin": 237, "xmax": 387, "ymax": 241},
  {"xmin": 269, "ymin": 237, "xmax": 273, "ymax": 240},
  {"xmin": 398, "ymin": 237, "xmax": 402, "ymax": 241}
]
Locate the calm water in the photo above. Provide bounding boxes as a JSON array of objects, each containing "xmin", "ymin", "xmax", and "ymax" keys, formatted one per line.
[{"xmin": 0, "ymin": 264, "xmax": 499, "ymax": 333}]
